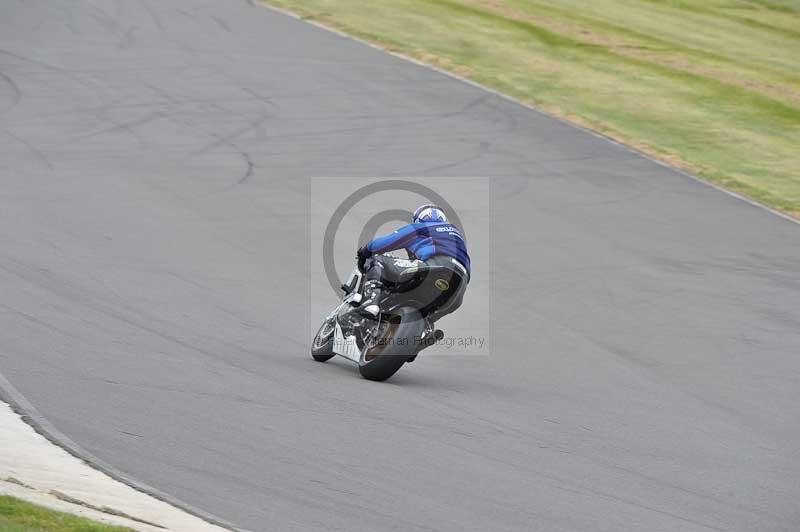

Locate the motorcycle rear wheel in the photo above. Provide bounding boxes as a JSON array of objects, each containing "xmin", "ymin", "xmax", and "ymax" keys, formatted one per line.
[{"xmin": 358, "ymin": 308, "xmax": 422, "ymax": 381}]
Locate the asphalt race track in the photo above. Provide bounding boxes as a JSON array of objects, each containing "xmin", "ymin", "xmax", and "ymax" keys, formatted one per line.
[{"xmin": 2, "ymin": 2, "xmax": 799, "ymax": 531}]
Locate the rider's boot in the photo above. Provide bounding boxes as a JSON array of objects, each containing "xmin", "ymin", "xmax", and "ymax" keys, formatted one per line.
[{"xmin": 357, "ymin": 280, "xmax": 383, "ymax": 318}]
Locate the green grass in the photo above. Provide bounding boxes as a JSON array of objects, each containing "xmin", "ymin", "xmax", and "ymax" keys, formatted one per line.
[
  {"xmin": 0, "ymin": 496, "xmax": 134, "ymax": 532},
  {"xmin": 265, "ymin": 0, "xmax": 800, "ymax": 217}
]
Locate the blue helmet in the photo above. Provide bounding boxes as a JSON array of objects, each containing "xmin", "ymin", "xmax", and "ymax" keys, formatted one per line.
[{"xmin": 412, "ymin": 204, "xmax": 448, "ymax": 224}]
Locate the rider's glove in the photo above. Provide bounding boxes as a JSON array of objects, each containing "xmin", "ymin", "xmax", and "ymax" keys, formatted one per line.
[{"xmin": 356, "ymin": 245, "xmax": 370, "ymax": 272}]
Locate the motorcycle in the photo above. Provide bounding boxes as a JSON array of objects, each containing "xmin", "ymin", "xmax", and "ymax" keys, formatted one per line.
[{"xmin": 311, "ymin": 260, "xmax": 464, "ymax": 381}]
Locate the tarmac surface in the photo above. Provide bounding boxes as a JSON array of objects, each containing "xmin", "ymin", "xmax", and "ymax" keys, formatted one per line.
[
  {"xmin": 0, "ymin": 400, "xmax": 228, "ymax": 532},
  {"xmin": 1, "ymin": 1, "xmax": 799, "ymax": 531}
]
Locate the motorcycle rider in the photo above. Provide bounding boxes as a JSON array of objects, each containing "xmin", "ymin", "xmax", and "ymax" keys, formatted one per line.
[{"xmin": 356, "ymin": 204, "xmax": 470, "ymax": 319}]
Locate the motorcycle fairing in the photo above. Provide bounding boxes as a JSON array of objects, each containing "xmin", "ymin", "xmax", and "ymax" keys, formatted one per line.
[{"xmin": 333, "ymin": 320, "xmax": 362, "ymax": 363}]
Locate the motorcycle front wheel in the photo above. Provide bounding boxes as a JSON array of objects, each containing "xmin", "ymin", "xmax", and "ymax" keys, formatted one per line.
[{"xmin": 311, "ymin": 320, "xmax": 336, "ymax": 362}]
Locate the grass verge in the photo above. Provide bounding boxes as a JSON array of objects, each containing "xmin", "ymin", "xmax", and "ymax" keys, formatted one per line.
[
  {"xmin": 264, "ymin": 0, "xmax": 800, "ymax": 218},
  {"xmin": 0, "ymin": 496, "xmax": 134, "ymax": 532}
]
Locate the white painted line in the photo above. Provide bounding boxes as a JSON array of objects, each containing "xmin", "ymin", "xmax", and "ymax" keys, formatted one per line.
[{"xmin": 0, "ymin": 401, "xmax": 230, "ymax": 532}]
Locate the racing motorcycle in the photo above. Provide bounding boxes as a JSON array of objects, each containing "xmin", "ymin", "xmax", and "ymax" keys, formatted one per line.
[{"xmin": 311, "ymin": 260, "xmax": 464, "ymax": 381}]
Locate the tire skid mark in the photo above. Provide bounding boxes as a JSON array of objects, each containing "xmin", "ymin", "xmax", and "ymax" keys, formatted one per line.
[
  {"xmin": 62, "ymin": 111, "xmax": 164, "ymax": 145},
  {"xmin": 0, "ymin": 48, "xmax": 99, "ymax": 93},
  {"xmin": 2, "ymin": 129, "xmax": 53, "ymax": 170},
  {"xmin": 137, "ymin": 0, "xmax": 166, "ymax": 32},
  {"xmin": 0, "ymin": 70, "xmax": 21, "ymax": 114}
]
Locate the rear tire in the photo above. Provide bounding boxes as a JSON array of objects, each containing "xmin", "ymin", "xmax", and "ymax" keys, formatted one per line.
[
  {"xmin": 311, "ymin": 320, "xmax": 336, "ymax": 362},
  {"xmin": 358, "ymin": 308, "xmax": 422, "ymax": 381}
]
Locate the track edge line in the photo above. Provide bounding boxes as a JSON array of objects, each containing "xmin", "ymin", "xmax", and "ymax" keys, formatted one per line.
[
  {"xmin": 0, "ymin": 371, "xmax": 248, "ymax": 532},
  {"xmin": 259, "ymin": 1, "xmax": 800, "ymax": 227}
]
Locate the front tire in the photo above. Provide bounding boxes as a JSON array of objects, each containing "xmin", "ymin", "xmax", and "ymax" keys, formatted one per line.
[
  {"xmin": 311, "ymin": 320, "xmax": 336, "ymax": 362},
  {"xmin": 358, "ymin": 308, "xmax": 422, "ymax": 381}
]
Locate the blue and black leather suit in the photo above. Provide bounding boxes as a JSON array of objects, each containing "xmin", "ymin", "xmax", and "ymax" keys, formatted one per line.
[{"xmin": 357, "ymin": 221, "xmax": 470, "ymax": 319}]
